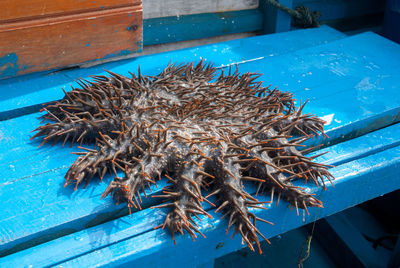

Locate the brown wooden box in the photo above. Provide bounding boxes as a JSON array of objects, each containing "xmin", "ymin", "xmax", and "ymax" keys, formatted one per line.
[{"xmin": 0, "ymin": 0, "xmax": 143, "ymax": 79}]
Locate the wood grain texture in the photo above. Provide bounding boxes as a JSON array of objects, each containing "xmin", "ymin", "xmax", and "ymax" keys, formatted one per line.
[
  {"xmin": 0, "ymin": 6, "xmax": 143, "ymax": 79},
  {"xmin": 0, "ymin": 0, "xmax": 141, "ymax": 23},
  {"xmin": 142, "ymin": 0, "xmax": 258, "ymax": 19}
]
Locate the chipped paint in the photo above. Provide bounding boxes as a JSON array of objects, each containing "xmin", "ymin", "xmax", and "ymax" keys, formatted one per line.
[
  {"xmin": 0, "ymin": 53, "xmax": 29, "ymax": 78},
  {"xmin": 102, "ymin": 49, "xmax": 134, "ymax": 60}
]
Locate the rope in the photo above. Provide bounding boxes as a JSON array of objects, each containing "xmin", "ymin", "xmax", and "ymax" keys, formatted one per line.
[
  {"xmin": 298, "ymin": 220, "xmax": 317, "ymax": 268},
  {"xmin": 264, "ymin": 0, "xmax": 321, "ymax": 28}
]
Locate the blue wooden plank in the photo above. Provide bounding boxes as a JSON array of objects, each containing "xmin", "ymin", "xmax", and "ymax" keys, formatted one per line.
[
  {"xmin": 1, "ymin": 31, "xmax": 400, "ymax": 257},
  {"xmin": 0, "ymin": 25, "xmax": 345, "ymax": 118},
  {"xmin": 143, "ymin": 10, "xmax": 263, "ymax": 46},
  {"xmin": 2, "ymin": 142, "xmax": 400, "ymax": 267},
  {"xmin": 0, "ymin": 119, "xmax": 398, "ymax": 264},
  {"xmin": 50, "ymin": 145, "xmax": 400, "ymax": 267},
  {"xmin": 0, "ymin": 71, "xmax": 73, "ymax": 121},
  {"xmin": 259, "ymin": 0, "xmax": 293, "ymax": 33},
  {"xmin": 309, "ymin": 124, "xmax": 400, "ymax": 167},
  {"xmin": 64, "ymin": 31, "xmax": 400, "ymax": 147},
  {"xmin": 209, "ymin": 32, "xmax": 400, "ymax": 146}
]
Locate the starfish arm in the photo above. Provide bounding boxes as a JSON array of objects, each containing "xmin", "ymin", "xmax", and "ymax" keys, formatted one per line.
[{"xmin": 205, "ymin": 154, "xmax": 269, "ymax": 254}]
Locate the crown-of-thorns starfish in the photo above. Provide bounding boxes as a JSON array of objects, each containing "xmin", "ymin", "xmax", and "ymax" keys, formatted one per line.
[{"xmin": 32, "ymin": 61, "xmax": 334, "ymax": 254}]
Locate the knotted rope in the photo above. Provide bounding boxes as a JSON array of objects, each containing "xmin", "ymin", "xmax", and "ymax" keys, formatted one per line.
[{"xmin": 264, "ymin": 0, "xmax": 321, "ymax": 28}]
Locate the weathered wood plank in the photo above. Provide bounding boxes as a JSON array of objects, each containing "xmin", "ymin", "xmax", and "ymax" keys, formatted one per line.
[
  {"xmin": 0, "ymin": 0, "xmax": 140, "ymax": 22},
  {"xmin": 0, "ymin": 6, "xmax": 142, "ymax": 79},
  {"xmin": 142, "ymin": 0, "xmax": 258, "ymax": 19},
  {"xmin": 0, "ymin": 25, "xmax": 345, "ymax": 118},
  {"xmin": 1, "ymin": 133, "xmax": 399, "ymax": 267}
]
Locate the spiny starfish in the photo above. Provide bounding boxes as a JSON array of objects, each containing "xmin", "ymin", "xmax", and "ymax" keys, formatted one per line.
[{"xmin": 32, "ymin": 61, "xmax": 333, "ymax": 253}]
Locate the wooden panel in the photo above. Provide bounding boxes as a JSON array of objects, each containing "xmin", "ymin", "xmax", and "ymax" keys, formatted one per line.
[
  {"xmin": 142, "ymin": 0, "xmax": 258, "ymax": 19},
  {"xmin": 143, "ymin": 9, "xmax": 263, "ymax": 45},
  {"xmin": 0, "ymin": 0, "xmax": 140, "ymax": 22},
  {"xmin": 0, "ymin": 6, "xmax": 142, "ymax": 79}
]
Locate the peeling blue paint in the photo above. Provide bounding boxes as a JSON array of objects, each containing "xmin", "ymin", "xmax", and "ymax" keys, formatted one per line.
[
  {"xmin": 102, "ymin": 50, "xmax": 133, "ymax": 60},
  {"xmin": 0, "ymin": 53, "xmax": 29, "ymax": 78}
]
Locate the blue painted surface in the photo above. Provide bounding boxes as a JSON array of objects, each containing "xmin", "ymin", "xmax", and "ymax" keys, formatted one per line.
[
  {"xmin": 2, "ymin": 142, "xmax": 399, "ymax": 267},
  {"xmin": 309, "ymin": 124, "xmax": 400, "ymax": 167},
  {"xmin": 259, "ymin": 0, "xmax": 293, "ymax": 33},
  {"xmin": 0, "ymin": 26, "xmax": 345, "ymax": 119},
  {"xmin": 0, "ymin": 71, "xmax": 72, "ymax": 120},
  {"xmin": 143, "ymin": 10, "xmax": 263, "ymax": 46},
  {"xmin": 0, "ymin": 118, "xmax": 399, "ymax": 262},
  {"xmin": 0, "ymin": 26, "xmax": 346, "ymax": 257},
  {"xmin": 66, "ymin": 31, "xmax": 400, "ymax": 148},
  {"xmin": 0, "ymin": 26, "xmax": 400, "ymax": 266}
]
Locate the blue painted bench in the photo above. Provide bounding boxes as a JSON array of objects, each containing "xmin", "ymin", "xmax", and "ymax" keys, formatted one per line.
[{"xmin": 1, "ymin": 25, "xmax": 400, "ymax": 267}]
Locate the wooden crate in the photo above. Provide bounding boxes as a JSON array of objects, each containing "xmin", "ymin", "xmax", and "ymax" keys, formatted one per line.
[{"xmin": 0, "ymin": 0, "xmax": 142, "ymax": 79}]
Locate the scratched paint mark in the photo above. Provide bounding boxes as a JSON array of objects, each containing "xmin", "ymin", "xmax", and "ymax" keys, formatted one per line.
[
  {"xmin": 319, "ymin": 114, "xmax": 334, "ymax": 125},
  {"xmin": 355, "ymin": 77, "xmax": 375, "ymax": 91},
  {"xmin": 0, "ymin": 53, "xmax": 29, "ymax": 78}
]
